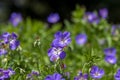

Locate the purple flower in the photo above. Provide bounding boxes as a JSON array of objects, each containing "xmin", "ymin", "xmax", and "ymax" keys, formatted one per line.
[
  {"xmin": 48, "ymin": 47, "xmax": 66, "ymax": 61},
  {"xmin": 9, "ymin": 12, "xmax": 22, "ymax": 27},
  {"xmin": 9, "ymin": 39, "xmax": 20, "ymax": 50},
  {"xmin": 104, "ymin": 47, "xmax": 116, "ymax": 56},
  {"xmin": 114, "ymin": 69, "xmax": 120, "ymax": 80},
  {"xmin": 0, "ymin": 68, "xmax": 15, "ymax": 79},
  {"xmin": 90, "ymin": 66, "xmax": 104, "ymax": 79},
  {"xmin": 99, "ymin": 8, "xmax": 108, "ymax": 19},
  {"xmin": 26, "ymin": 71, "xmax": 39, "ymax": 80},
  {"xmin": 75, "ymin": 33, "xmax": 87, "ymax": 46},
  {"xmin": 0, "ymin": 32, "xmax": 20, "ymax": 56},
  {"xmin": 0, "ymin": 32, "xmax": 11, "ymax": 43},
  {"xmin": 105, "ymin": 56, "xmax": 117, "ymax": 64},
  {"xmin": 7, "ymin": 68, "xmax": 15, "ymax": 77},
  {"xmin": 83, "ymin": 12, "xmax": 99, "ymax": 24},
  {"xmin": 45, "ymin": 73, "xmax": 64, "ymax": 80},
  {"xmin": 47, "ymin": 13, "xmax": 60, "ymax": 23},
  {"xmin": 52, "ymin": 31, "xmax": 71, "ymax": 48},
  {"xmin": 0, "ymin": 49, "xmax": 7, "ymax": 56},
  {"xmin": 74, "ymin": 71, "xmax": 88, "ymax": 80}
]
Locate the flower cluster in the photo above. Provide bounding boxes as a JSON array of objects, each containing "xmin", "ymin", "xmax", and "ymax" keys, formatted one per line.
[
  {"xmin": 45, "ymin": 73, "xmax": 64, "ymax": 80},
  {"xmin": 48, "ymin": 31, "xmax": 71, "ymax": 62},
  {"xmin": 9, "ymin": 12, "xmax": 22, "ymax": 27},
  {"xmin": 83, "ymin": 8, "xmax": 108, "ymax": 24},
  {"xmin": 104, "ymin": 47, "xmax": 117, "ymax": 64},
  {"xmin": 74, "ymin": 71, "xmax": 88, "ymax": 80},
  {"xmin": 0, "ymin": 68, "xmax": 15, "ymax": 80},
  {"xmin": 0, "ymin": 32, "xmax": 20, "ymax": 56},
  {"xmin": 26, "ymin": 71, "xmax": 39, "ymax": 80}
]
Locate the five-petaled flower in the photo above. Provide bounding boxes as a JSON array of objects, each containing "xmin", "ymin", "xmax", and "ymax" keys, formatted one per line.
[
  {"xmin": 90, "ymin": 66, "xmax": 104, "ymax": 79},
  {"xmin": 52, "ymin": 31, "xmax": 71, "ymax": 48},
  {"xmin": 48, "ymin": 47, "xmax": 66, "ymax": 61}
]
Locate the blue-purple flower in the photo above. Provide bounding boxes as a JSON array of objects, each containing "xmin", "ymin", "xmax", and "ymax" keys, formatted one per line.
[
  {"xmin": 26, "ymin": 71, "xmax": 39, "ymax": 80},
  {"xmin": 48, "ymin": 47, "xmax": 66, "ymax": 61},
  {"xmin": 74, "ymin": 71, "xmax": 88, "ymax": 80},
  {"xmin": 83, "ymin": 12, "xmax": 99, "ymax": 24},
  {"xmin": 114, "ymin": 69, "xmax": 120, "ymax": 80},
  {"xmin": 90, "ymin": 66, "xmax": 104, "ymax": 79},
  {"xmin": 9, "ymin": 12, "xmax": 22, "ymax": 27},
  {"xmin": 0, "ymin": 32, "xmax": 20, "ymax": 56},
  {"xmin": 0, "ymin": 68, "xmax": 15, "ymax": 80},
  {"xmin": 45, "ymin": 73, "xmax": 64, "ymax": 80},
  {"xmin": 99, "ymin": 8, "xmax": 108, "ymax": 19},
  {"xmin": 105, "ymin": 56, "xmax": 117, "ymax": 64},
  {"xmin": 104, "ymin": 47, "xmax": 116, "ymax": 56},
  {"xmin": 52, "ymin": 31, "xmax": 71, "ymax": 48},
  {"xmin": 75, "ymin": 33, "xmax": 87, "ymax": 46},
  {"xmin": 47, "ymin": 13, "xmax": 60, "ymax": 23}
]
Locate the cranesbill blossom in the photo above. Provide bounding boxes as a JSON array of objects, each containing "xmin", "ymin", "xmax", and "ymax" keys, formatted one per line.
[
  {"xmin": 9, "ymin": 12, "xmax": 22, "ymax": 27},
  {"xmin": 45, "ymin": 73, "xmax": 64, "ymax": 80},
  {"xmin": 74, "ymin": 71, "xmax": 88, "ymax": 80},
  {"xmin": 83, "ymin": 12, "xmax": 99, "ymax": 24},
  {"xmin": 104, "ymin": 47, "xmax": 116, "ymax": 56},
  {"xmin": 105, "ymin": 55, "xmax": 117, "ymax": 64},
  {"xmin": 90, "ymin": 66, "xmax": 104, "ymax": 79},
  {"xmin": 99, "ymin": 8, "xmax": 108, "ymax": 19},
  {"xmin": 48, "ymin": 47, "xmax": 66, "ymax": 61},
  {"xmin": 114, "ymin": 69, "xmax": 120, "ymax": 80},
  {"xmin": 47, "ymin": 13, "xmax": 60, "ymax": 23},
  {"xmin": 52, "ymin": 31, "xmax": 71, "ymax": 48},
  {"xmin": 75, "ymin": 33, "xmax": 87, "ymax": 46},
  {"xmin": 0, "ymin": 68, "xmax": 15, "ymax": 80}
]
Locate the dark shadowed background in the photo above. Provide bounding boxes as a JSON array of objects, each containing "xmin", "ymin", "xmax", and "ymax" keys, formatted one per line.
[{"xmin": 0, "ymin": 0, "xmax": 120, "ymax": 23}]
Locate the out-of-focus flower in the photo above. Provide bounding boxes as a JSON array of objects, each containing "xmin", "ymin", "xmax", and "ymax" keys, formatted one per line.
[
  {"xmin": 83, "ymin": 12, "xmax": 99, "ymax": 24},
  {"xmin": 111, "ymin": 25, "xmax": 118, "ymax": 35},
  {"xmin": 52, "ymin": 31, "xmax": 71, "ymax": 48},
  {"xmin": 48, "ymin": 47, "xmax": 66, "ymax": 61},
  {"xmin": 74, "ymin": 71, "xmax": 88, "ymax": 80},
  {"xmin": 75, "ymin": 33, "xmax": 87, "ymax": 46},
  {"xmin": 26, "ymin": 71, "xmax": 39, "ymax": 80},
  {"xmin": 45, "ymin": 73, "xmax": 64, "ymax": 80},
  {"xmin": 99, "ymin": 8, "xmax": 108, "ymax": 19},
  {"xmin": 9, "ymin": 12, "xmax": 22, "ymax": 27},
  {"xmin": 114, "ymin": 69, "xmax": 120, "ymax": 80},
  {"xmin": 0, "ymin": 49, "xmax": 7, "ymax": 56},
  {"xmin": 47, "ymin": 13, "xmax": 60, "ymax": 23},
  {"xmin": 104, "ymin": 55, "xmax": 117, "ymax": 64},
  {"xmin": 90, "ymin": 66, "xmax": 104, "ymax": 79},
  {"xmin": 104, "ymin": 47, "xmax": 116, "ymax": 56}
]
